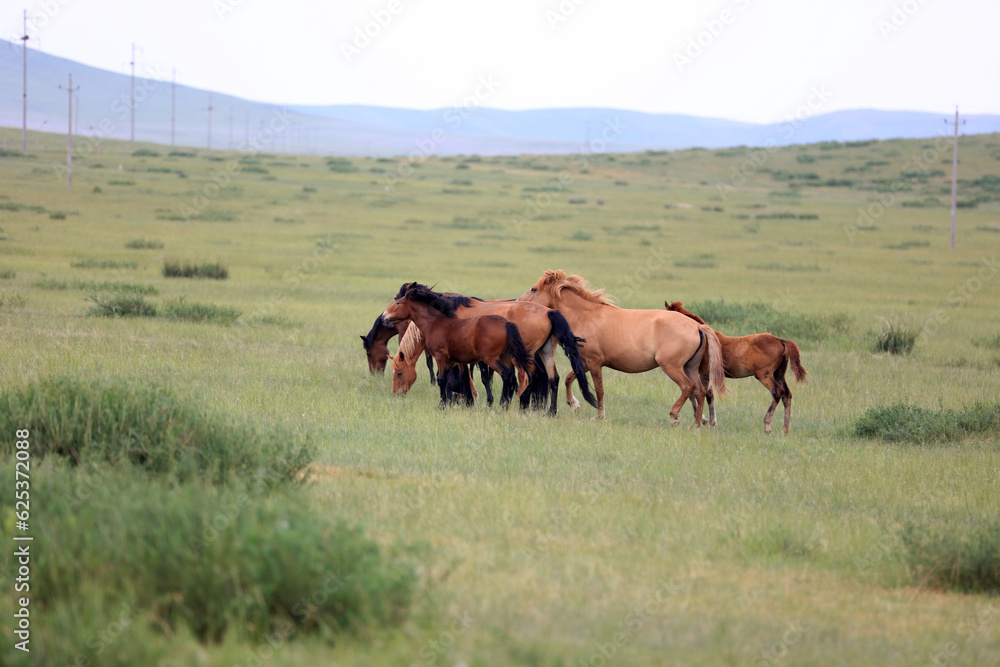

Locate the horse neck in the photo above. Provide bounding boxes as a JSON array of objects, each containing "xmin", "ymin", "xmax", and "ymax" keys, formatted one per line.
[
  {"xmin": 398, "ymin": 324, "xmax": 425, "ymax": 362},
  {"xmin": 402, "ymin": 302, "xmax": 444, "ymax": 343},
  {"xmin": 549, "ymin": 287, "xmax": 606, "ymax": 316}
]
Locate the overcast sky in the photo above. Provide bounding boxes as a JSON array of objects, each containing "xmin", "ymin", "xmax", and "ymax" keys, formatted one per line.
[{"xmin": 4, "ymin": 0, "xmax": 997, "ymax": 123}]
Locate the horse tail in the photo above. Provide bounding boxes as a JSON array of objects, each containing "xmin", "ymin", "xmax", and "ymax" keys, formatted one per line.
[
  {"xmin": 782, "ymin": 339, "xmax": 808, "ymax": 383},
  {"xmin": 547, "ymin": 310, "xmax": 599, "ymax": 409},
  {"xmin": 524, "ymin": 352, "xmax": 550, "ymax": 409},
  {"xmin": 700, "ymin": 324, "xmax": 729, "ymax": 398},
  {"xmin": 504, "ymin": 321, "xmax": 534, "ymax": 375}
]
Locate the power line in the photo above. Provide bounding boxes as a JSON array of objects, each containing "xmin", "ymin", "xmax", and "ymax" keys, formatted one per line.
[
  {"xmin": 21, "ymin": 9, "xmax": 28, "ymax": 153},
  {"xmin": 59, "ymin": 73, "xmax": 80, "ymax": 191},
  {"xmin": 130, "ymin": 43, "xmax": 135, "ymax": 146},
  {"xmin": 944, "ymin": 107, "xmax": 966, "ymax": 251}
]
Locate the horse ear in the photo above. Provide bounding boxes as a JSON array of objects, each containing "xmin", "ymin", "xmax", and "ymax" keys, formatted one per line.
[
  {"xmin": 360, "ymin": 335, "xmax": 367, "ymax": 341},
  {"xmin": 398, "ymin": 349, "xmax": 406, "ymax": 362}
]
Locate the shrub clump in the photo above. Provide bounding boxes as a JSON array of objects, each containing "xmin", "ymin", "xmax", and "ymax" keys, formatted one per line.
[
  {"xmin": 125, "ymin": 238, "xmax": 164, "ymax": 249},
  {"xmin": 0, "ymin": 376, "xmax": 313, "ymax": 485},
  {"xmin": 163, "ymin": 259, "xmax": 229, "ymax": 280},
  {"xmin": 901, "ymin": 518, "xmax": 1000, "ymax": 593},
  {"xmin": 872, "ymin": 315, "xmax": 919, "ymax": 355},
  {"xmin": 852, "ymin": 402, "xmax": 1000, "ymax": 442},
  {"xmin": 71, "ymin": 257, "xmax": 139, "ymax": 270},
  {"xmin": 685, "ymin": 300, "xmax": 852, "ymax": 343},
  {"xmin": 87, "ymin": 292, "xmax": 157, "ymax": 318},
  {"xmin": 0, "ymin": 462, "xmax": 415, "ymax": 657},
  {"xmin": 161, "ymin": 298, "xmax": 241, "ymax": 325}
]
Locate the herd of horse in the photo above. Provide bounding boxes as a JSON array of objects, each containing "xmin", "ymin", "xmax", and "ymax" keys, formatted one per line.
[{"xmin": 361, "ymin": 270, "xmax": 808, "ymax": 433}]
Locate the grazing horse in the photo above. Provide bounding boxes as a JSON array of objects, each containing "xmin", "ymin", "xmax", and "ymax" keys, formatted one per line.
[
  {"xmin": 517, "ymin": 270, "xmax": 727, "ymax": 426},
  {"xmin": 382, "ymin": 286, "xmax": 534, "ymax": 408},
  {"xmin": 392, "ymin": 283, "xmax": 597, "ymax": 415},
  {"xmin": 360, "ymin": 316, "xmax": 434, "ymax": 382},
  {"xmin": 665, "ymin": 301, "xmax": 807, "ymax": 434},
  {"xmin": 389, "ymin": 323, "xmax": 495, "ymax": 405}
]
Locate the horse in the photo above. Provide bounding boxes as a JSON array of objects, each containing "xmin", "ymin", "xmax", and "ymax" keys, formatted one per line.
[
  {"xmin": 360, "ymin": 316, "xmax": 433, "ymax": 382},
  {"xmin": 392, "ymin": 282, "xmax": 597, "ymax": 415},
  {"xmin": 665, "ymin": 301, "xmax": 807, "ymax": 434},
  {"xmin": 516, "ymin": 270, "xmax": 727, "ymax": 426},
  {"xmin": 389, "ymin": 323, "xmax": 496, "ymax": 405},
  {"xmin": 382, "ymin": 285, "xmax": 533, "ymax": 408}
]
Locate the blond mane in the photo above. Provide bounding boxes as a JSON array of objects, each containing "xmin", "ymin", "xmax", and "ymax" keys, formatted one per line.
[
  {"xmin": 396, "ymin": 323, "xmax": 424, "ymax": 362},
  {"xmin": 540, "ymin": 270, "xmax": 617, "ymax": 306}
]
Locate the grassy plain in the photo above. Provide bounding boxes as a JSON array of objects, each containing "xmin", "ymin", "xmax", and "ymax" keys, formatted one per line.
[{"xmin": 1, "ymin": 125, "xmax": 999, "ymax": 665}]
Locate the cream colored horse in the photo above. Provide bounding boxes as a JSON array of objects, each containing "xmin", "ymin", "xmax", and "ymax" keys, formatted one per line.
[{"xmin": 517, "ymin": 270, "xmax": 727, "ymax": 426}]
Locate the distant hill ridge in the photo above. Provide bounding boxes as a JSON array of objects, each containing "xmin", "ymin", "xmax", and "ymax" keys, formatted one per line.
[{"xmin": 3, "ymin": 40, "xmax": 999, "ymax": 156}]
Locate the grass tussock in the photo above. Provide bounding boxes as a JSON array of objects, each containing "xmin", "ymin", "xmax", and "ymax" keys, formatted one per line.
[
  {"xmin": 0, "ymin": 291, "xmax": 27, "ymax": 309},
  {"xmin": 87, "ymin": 292, "xmax": 157, "ymax": 318},
  {"xmin": 71, "ymin": 257, "xmax": 139, "ymax": 270},
  {"xmin": 852, "ymin": 402, "xmax": 1000, "ymax": 442},
  {"xmin": 125, "ymin": 238, "xmax": 164, "ymax": 249},
  {"xmin": 161, "ymin": 298, "xmax": 241, "ymax": 325},
  {"xmin": 0, "ymin": 268, "xmax": 15, "ymax": 279},
  {"xmin": 972, "ymin": 333, "xmax": 1000, "ymax": 349},
  {"xmin": 0, "ymin": 376, "xmax": 313, "ymax": 484},
  {"xmin": 872, "ymin": 315, "xmax": 919, "ymax": 355},
  {"xmin": 684, "ymin": 300, "xmax": 852, "ymax": 343},
  {"xmin": 901, "ymin": 518, "xmax": 1000, "ymax": 593},
  {"xmin": 163, "ymin": 259, "xmax": 229, "ymax": 280}
]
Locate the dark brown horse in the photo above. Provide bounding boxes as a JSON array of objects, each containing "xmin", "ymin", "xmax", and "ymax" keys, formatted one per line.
[
  {"xmin": 382, "ymin": 285, "xmax": 534, "ymax": 408},
  {"xmin": 665, "ymin": 301, "xmax": 808, "ymax": 434},
  {"xmin": 393, "ymin": 283, "xmax": 597, "ymax": 415},
  {"xmin": 361, "ymin": 316, "xmax": 434, "ymax": 381}
]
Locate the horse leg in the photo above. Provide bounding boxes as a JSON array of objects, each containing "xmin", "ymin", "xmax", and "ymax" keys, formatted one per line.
[
  {"xmin": 660, "ymin": 360, "xmax": 699, "ymax": 426},
  {"xmin": 756, "ymin": 372, "xmax": 780, "ymax": 434},
  {"xmin": 689, "ymin": 387, "xmax": 715, "ymax": 426},
  {"xmin": 564, "ymin": 371, "xmax": 581, "ymax": 411},
  {"xmin": 477, "ymin": 362, "xmax": 495, "ymax": 406},
  {"xmin": 776, "ymin": 378, "xmax": 793, "ymax": 434},
  {"xmin": 436, "ymin": 366, "xmax": 450, "ymax": 409},
  {"xmin": 425, "ymin": 350, "xmax": 435, "ymax": 385},
  {"xmin": 492, "ymin": 358, "xmax": 516, "ymax": 409},
  {"xmin": 542, "ymin": 339, "xmax": 559, "ymax": 416},
  {"xmin": 591, "ymin": 367, "xmax": 606, "ymax": 419}
]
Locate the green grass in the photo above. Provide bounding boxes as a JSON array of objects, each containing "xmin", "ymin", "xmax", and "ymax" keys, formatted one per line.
[
  {"xmin": 71, "ymin": 257, "xmax": 140, "ymax": 270},
  {"xmin": 125, "ymin": 238, "xmax": 164, "ymax": 249},
  {"xmin": 872, "ymin": 315, "xmax": 920, "ymax": 354},
  {"xmin": 1, "ymin": 126, "xmax": 1000, "ymax": 665},
  {"xmin": 161, "ymin": 298, "xmax": 241, "ymax": 325},
  {"xmin": 87, "ymin": 292, "xmax": 157, "ymax": 318},
  {"xmin": 0, "ymin": 375, "xmax": 312, "ymax": 484},
  {"xmin": 163, "ymin": 259, "xmax": 229, "ymax": 279},
  {"xmin": 853, "ymin": 402, "xmax": 1000, "ymax": 443}
]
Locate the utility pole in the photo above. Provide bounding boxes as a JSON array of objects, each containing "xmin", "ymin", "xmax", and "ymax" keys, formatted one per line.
[
  {"xmin": 171, "ymin": 68, "xmax": 176, "ymax": 146},
  {"xmin": 21, "ymin": 10, "xmax": 29, "ymax": 153},
  {"xmin": 60, "ymin": 74, "xmax": 80, "ymax": 191},
  {"xmin": 945, "ymin": 107, "xmax": 965, "ymax": 251},
  {"xmin": 207, "ymin": 94, "xmax": 214, "ymax": 153},
  {"xmin": 130, "ymin": 43, "xmax": 136, "ymax": 146}
]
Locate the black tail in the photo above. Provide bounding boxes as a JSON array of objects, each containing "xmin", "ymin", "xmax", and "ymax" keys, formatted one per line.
[
  {"xmin": 523, "ymin": 352, "xmax": 550, "ymax": 409},
  {"xmin": 503, "ymin": 321, "xmax": 533, "ymax": 375},
  {"xmin": 547, "ymin": 310, "xmax": 598, "ymax": 409}
]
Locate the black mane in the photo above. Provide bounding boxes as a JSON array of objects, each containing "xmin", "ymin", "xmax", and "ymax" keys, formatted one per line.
[
  {"xmin": 361, "ymin": 314, "xmax": 392, "ymax": 350},
  {"xmin": 396, "ymin": 282, "xmax": 477, "ymax": 316}
]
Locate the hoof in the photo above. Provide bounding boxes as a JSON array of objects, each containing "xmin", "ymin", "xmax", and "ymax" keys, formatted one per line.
[
  {"xmin": 764, "ymin": 423, "xmax": 772, "ymax": 435},
  {"xmin": 569, "ymin": 398, "xmax": 581, "ymax": 411}
]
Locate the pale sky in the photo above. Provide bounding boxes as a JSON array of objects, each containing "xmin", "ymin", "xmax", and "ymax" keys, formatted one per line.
[{"xmin": 4, "ymin": 0, "xmax": 998, "ymax": 123}]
